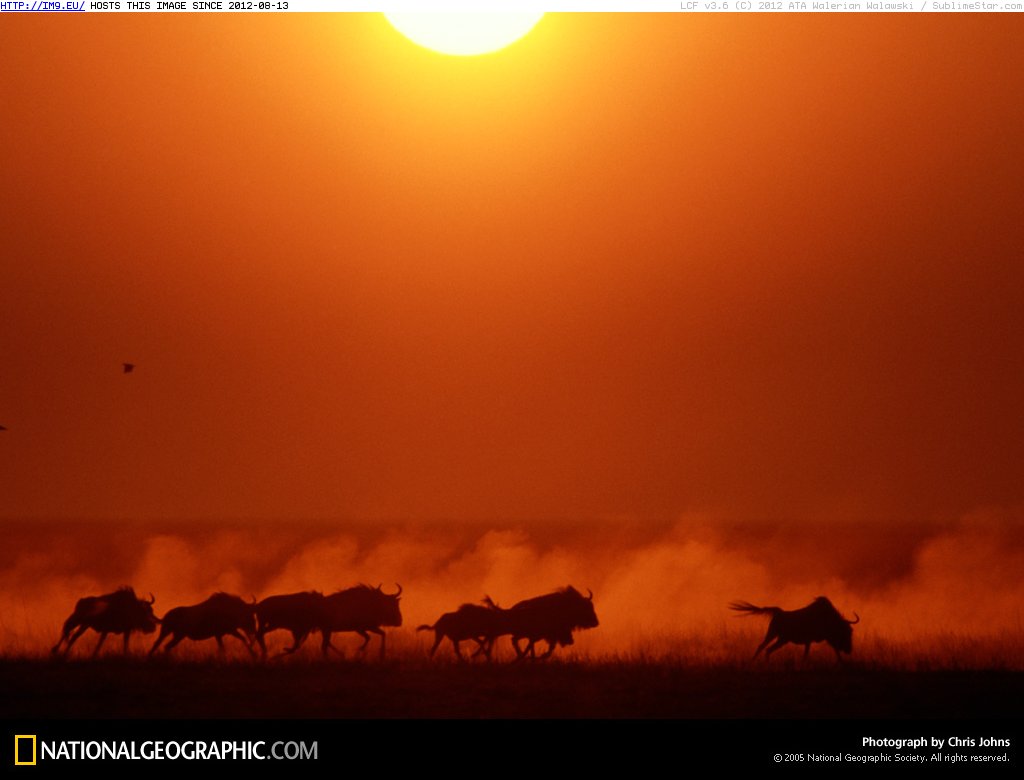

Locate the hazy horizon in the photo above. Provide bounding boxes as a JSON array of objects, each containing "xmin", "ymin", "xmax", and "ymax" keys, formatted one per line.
[{"xmin": 4, "ymin": 508, "xmax": 1021, "ymax": 660}]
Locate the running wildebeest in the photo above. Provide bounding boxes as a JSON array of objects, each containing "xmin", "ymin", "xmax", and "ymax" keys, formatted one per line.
[
  {"xmin": 417, "ymin": 596, "xmax": 511, "ymax": 660},
  {"xmin": 730, "ymin": 596, "xmax": 860, "ymax": 661},
  {"xmin": 51, "ymin": 587, "xmax": 159, "ymax": 657},
  {"xmin": 320, "ymin": 584, "xmax": 403, "ymax": 660},
  {"xmin": 254, "ymin": 591, "xmax": 326, "ymax": 658},
  {"xmin": 504, "ymin": 586, "xmax": 599, "ymax": 660},
  {"xmin": 149, "ymin": 592, "xmax": 257, "ymax": 657}
]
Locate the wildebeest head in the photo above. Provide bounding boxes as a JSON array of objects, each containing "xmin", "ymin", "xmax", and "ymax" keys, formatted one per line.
[
  {"xmin": 814, "ymin": 597, "xmax": 859, "ymax": 654},
  {"xmin": 373, "ymin": 583, "xmax": 403, "ymax": 627},
  {"xmin": 559, "ymin": 586, "xmax": 599, "ymax": 630},
  {"xmin": 112, "ymin": 587, "xmax": 159, "ymax": 634}
]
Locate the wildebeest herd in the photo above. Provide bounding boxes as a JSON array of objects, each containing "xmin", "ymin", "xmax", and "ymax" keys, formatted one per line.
[
  {"xmin": 49, "ymin": 584, "xmax": 601, "ymax": 662},
  {"xmin": 49, "ymin": 585, "xmax": 860, "ymax": 663},
  {"xmin": 417, "ymin": 590, "xmax": 599, "ymax": 660}
]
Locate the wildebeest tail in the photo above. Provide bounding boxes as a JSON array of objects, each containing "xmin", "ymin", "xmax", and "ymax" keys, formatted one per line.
[{"xmin": 729, "ymin": 601, "xmax": 781, "ymax": 617}]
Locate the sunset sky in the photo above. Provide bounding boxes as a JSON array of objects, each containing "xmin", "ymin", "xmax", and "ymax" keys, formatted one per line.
[{"xmin": 2, "ymin": 14, "xmax": 1022, "ymax": 527}]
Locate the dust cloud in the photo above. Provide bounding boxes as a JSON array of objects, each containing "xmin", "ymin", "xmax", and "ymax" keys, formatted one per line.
[{"xmin": 2, "ymin": 508, "xmax": 1021, "ymax": 661}]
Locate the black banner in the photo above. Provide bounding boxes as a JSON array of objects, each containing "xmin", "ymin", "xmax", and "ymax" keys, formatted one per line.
[{"xmin": 2, "ymin": 719, "xmax": 1020, "ymax": 772}]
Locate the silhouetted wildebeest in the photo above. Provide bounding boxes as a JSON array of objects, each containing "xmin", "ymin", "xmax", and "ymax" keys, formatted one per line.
[
  {"xmin": 254, "ymin": 591, "xmax": 326, "ymax": 658},
  {"xmin": 730, "ymin": 596, "xmax": 860, "ymax": 661},
  {"xmin": 417, "ymin": 596, "xmax": 511, "ymax": 660},
  {"xmin": 51, "ymin": 587, "xmax": 159, "ymax": 657},
  {"xmin": 149, "ymin": 592, "xmax": 257, "ymax": 657},
  {"xmin": 320, "ymin": 584, "xmax": 403, "ymax": 660},
  {"xmin": 504, "ymin": 586, "xmax": 599, "ymax": 660}
]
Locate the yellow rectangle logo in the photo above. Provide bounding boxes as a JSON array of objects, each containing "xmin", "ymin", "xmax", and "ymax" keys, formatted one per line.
[{"xmin": 14, "ymin": 735, "xmax": 37, "ymax": 766}]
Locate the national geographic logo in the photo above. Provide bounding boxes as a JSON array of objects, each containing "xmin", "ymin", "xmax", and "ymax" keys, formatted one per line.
[
  {"xmin": 14, "ymin": 735, "xmax": 37, "ymax": 766},
  {"xmin": 8, "ymin": 734, "xmax": 316, "ymax": 763}
]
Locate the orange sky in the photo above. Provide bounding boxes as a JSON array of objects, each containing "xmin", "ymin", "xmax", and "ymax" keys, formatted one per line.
[{"xmin": 1, "ymin": 14, "xmax": 1022, "ymax": 524}]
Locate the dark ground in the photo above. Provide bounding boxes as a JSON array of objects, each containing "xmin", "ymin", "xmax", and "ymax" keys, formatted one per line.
[{"xmin": 1, "ymin": 658, "xmax": 1021, "ymax": 719}]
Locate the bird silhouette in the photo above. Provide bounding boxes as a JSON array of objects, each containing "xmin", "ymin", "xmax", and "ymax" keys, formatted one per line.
[
  {"xmin": 0, "ymin": 425, "xmax": 7, "ymax": 431},
  {"xmin": 123, "ymin": 363, "xmax": 135, "ymax": 374}
]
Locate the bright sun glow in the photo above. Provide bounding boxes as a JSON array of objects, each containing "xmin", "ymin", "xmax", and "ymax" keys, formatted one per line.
[{"xmin": 385, "ymin": 13, "xmax": 544, "ymax": 57}]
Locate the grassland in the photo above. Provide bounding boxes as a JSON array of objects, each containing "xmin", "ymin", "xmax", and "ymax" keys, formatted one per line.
[
  {"xmin": 2, "ymin": 625, "xmax": 1021, "ymax": 719},
  {"xmin": 2, "ymin": 651, "xmax": 1022, "ymax": 719}
]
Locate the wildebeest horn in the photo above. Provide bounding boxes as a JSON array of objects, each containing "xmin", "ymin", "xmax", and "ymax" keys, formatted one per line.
[
  {"xmin": 586, "ymin": 588, "xmax": 593, "ymax": 601},
  {"xmin": 387, "ymin": 583, "xmax": 402, "ymax": 598},
  {"xmin": 847, "ymin": 612, "xmax": 860, "ymax": 625},
  {"xmin": 147, "ymin": 592, "xmax": 156, "ymax": 604},
  {"xmin": 249, "ymin": 594, "xmax": 258, "ymax": 605},
  {"xmin": 376, "ymin": 583, "xmax": 383, "ymax": 591}
]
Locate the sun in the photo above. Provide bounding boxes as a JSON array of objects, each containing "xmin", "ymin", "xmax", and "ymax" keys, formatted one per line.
[{"xmin": 384, "ymin": 13, "xmax": 544, "ymax": 57}]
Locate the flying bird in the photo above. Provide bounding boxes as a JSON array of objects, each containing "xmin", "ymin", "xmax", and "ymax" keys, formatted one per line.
[{"xmin": 123, "ymin": 363, "xmax": 135, "ymax": 374}]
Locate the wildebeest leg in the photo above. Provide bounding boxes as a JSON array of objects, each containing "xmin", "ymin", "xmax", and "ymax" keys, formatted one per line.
[
  {"xmin": 320, "ymin": 631, "xmax": 345, "ymax": 658},
  {"xmin": 162, "ymin": 635, "xmax": 185, "ymax": 654},
  {"xmin": 256, "ymin": 629, "xmax": 269, "ymax": 659},
  {"xmin": 451, "ymin": 639, "xmax": 463, "ymax": 660},
  {"xmin": 511, "ymin": 636, "xmax": 526, "ymax": 660},
  {"xmin": 51, "ymin": 628, "xmax": 71, "ymax": 655},
  {"xmin": 122, "ymin": 633, "xmax": 131, "ymax": 654},
  {"xmin": 481, "ymin": 637, "xmax": 495, "ymax": 661},
  {"xmin": 538, "ymin": 640, "xmax": 557, "ymax": 660},
  {"xmin": 284, "ymin": 630, "xmax": 310, "ymax": 654},
  {"xmin": 216, "ymin": 635, "xmax": 226, "ymax": 654},
  {"xmin": 92, "ymin": 632, "xmax": 109, "ymax": 658},
  {"xmin": 228, "ymin": 628, "xmax": 256, "ymax": 658},
  {"xmin": 369, "ymin": 627, "xmax": 386, "ymax": 660},
  {"xmin": 763, "ymin": 638, "xmax": 788, "ymax": 659},
  {"xmin": 514, "ymin": 638, "xmax": 537, "ymax": 661},
  {"xmin": 57, "ymin": 624, "xmax": 88, "ymax": 655},
  {"xmin": 470, "ymin": 638, "xmax": 488, "ymax": 659},
  {"xmin": 149, "ymin": 627, "xmax": 170, "ymax": 655},
  {"xmin": 802, "ymin": 643, "xmax": 811, "ymax": 661},
  {"xmin": 354, "ymin": 630, "xmax": 371, "ymax": 654},
  {"xmin": 753, "ymin": 631, "xmax": 778, "ymax": 659},
  {"xmin": 275, "ymin": 630, "xmax": 310, "ymax": 657},
  {"xmin": 428, "ymin": 632, "xmax": 444, "ymax": 658}
]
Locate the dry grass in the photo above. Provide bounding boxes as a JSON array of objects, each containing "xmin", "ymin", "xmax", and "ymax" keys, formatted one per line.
[
  {"xmin": 6, "ymin": 623, "xmax": 1023, "ymax": 669},
  {"xmin": 2, "ymin": 626, "xmax": 1021, "ymax": 719},
  {"xmin": 2, "ymin": 654, "xmax": 1021, "ymax": 719}
]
